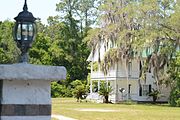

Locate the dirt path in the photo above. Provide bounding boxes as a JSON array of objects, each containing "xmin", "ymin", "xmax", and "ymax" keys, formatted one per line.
[{"xmin": 52, "ymin": 114, "xmax": 78, "ymax": 120}]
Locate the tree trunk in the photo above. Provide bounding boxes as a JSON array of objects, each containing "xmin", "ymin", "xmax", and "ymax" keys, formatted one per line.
[
  {"xmin": 105, "ymin": 95, "xmax": 109, "ymax": 103},
  {"xmin": 153, "ymin": 96, "xmax": 157, "ymax": 103}
]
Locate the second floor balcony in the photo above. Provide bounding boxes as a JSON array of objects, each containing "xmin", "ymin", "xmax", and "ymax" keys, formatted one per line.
[{"xmin": 91, "ymin": 70, "xmax": 139, "ymax": 81}]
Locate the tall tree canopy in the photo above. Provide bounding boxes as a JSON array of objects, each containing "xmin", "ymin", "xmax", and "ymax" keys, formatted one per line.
[
  {"xmin": 0, "ymin": 0, "xmax": 99, "ymax": 87},
  {"xmin": 56, "ymin": 0, "xmax": 100, "ymax": 36},
  {"xmin": 86, "ymin": 0, "xmax": 180, "ymax": 89},
  {"xmin": 0, "ymin": 21, "xmax": 19, "ymax": 64}
]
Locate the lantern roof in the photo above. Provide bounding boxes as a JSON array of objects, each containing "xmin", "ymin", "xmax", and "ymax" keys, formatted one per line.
[{"xmin": 14, "ymin": 0, "xmax": 36, "ymax": 22}]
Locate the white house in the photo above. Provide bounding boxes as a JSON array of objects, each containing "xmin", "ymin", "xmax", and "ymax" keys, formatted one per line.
[{"xmin": 87, "ymin": 39, "xmax": 170, "ymax": 103}]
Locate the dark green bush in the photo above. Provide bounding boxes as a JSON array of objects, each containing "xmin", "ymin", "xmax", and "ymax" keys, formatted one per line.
[
  {"xmin": 71, "ymin": 80, "xmax": 88, "ymax": 102},
  {"xmin": 169, "ymin": 88, "xmax": 180, "ymax": 107},
  {"xmin": 51, "ymin": 82, "xmax": 73, "ymax": 98}
]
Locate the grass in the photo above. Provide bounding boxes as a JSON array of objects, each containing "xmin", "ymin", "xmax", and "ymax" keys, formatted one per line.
[
  {"xmin": 52, "ymin": 98, "xmax": 180, "ymax": 120},
  {"xmin": 51, "ymin": 118, "xmax": 58, "ymax": 120}
]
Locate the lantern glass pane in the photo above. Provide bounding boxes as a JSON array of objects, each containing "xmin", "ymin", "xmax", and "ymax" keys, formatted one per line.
[
  {"xmin": 28, "ymin": 24, "xmax": 33, "ymax": 40},
  {"xmin": 22, "ymin": 24, "xmax": 28, "ymax": 40},
  {"xmin": 17, "ymin": 24, "xmax": 21, "ymax": 40}
]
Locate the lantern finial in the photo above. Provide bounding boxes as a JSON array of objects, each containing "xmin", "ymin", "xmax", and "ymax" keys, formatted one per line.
[{"xmin": 23, "ymin": 0, "xmax": 28, "ymax": 11}]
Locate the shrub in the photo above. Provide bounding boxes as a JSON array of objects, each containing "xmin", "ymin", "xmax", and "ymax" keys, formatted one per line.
[
  {"xmin": 51, "ymin": 82, "xmax": 73, "ymax": 98},
  {"xmin": 169, "ymin": 88, "xmax": 180, "ymax": 107},
  {"xmin": 166, "ymin": 52, "xmax": 180, "ymax": 107},
  {"xmin": 176, "ymin": 98, "xmax": 180, "ymax": 107},
  {"xmin": 148, "ymin": 89, "xmax": 161, "ymax": 103},
  {"xmin": 71, "ymin": 80, "xmax": 88, "ymax": 102},
  {"xmin": 99, "ymin": 83, "xmax": 113, "ymax": 103}
]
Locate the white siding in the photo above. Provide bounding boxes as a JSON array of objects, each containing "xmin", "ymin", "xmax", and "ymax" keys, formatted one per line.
[
  {"xmin": 117, "ymin": 60, "xmax": 127, "ymax": 78},
  {"xmin": 92, "ymin": 42, "xmax": 106, "ymax": 62},
  {"xmin": 91, "ymin": 70, "xmax": 116, "ymax": 80},
  {"xmin": 131, "ymin": 60, "xmax": 140, "ymax": 78},
  {"xmin": 114, "ymin": 80, "xmax": 139, "ymax": 101}
]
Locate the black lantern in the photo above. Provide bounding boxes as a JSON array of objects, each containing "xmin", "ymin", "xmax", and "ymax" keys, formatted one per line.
[{"xmin": 13, "ymin": 0, "xmax": 37, "ymax": 63}]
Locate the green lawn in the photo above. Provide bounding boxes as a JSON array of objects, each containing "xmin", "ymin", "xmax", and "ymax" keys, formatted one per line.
[
  {"xmin": 52, "ymin": 98, "xmax": 180, "ymax": 120},
  {"xmin": 51, "ymin": 118, "xmax": 58, "ymax": 120}
]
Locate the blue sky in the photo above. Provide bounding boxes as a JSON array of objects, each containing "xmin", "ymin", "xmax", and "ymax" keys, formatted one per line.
[{"xmin": 0, "ymin": 0, "xmax": 60, "ymax": 24}]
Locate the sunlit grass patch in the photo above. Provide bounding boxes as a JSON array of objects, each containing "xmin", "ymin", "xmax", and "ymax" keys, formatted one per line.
[{"xmin": 52, "ymin": 98, "xmax": 180, "ymax": 120}]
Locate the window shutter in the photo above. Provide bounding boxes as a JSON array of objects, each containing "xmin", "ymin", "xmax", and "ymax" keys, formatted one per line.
[
  {"xmin": 139, "ymin": 86, "xmax": 142, "ymax": 96},
  {"xmin": 149, "ymin": 85, "xmax": 152, "ymax": 93}
]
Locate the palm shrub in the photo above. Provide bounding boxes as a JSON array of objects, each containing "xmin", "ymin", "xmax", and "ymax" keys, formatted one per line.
[
  {"xmin": 148, "ymin": 89, "xmax": 161, "ymax": 103},
  {"xmin": 99, "ymin": 83, "xmax": 113, "ymax": 103}
]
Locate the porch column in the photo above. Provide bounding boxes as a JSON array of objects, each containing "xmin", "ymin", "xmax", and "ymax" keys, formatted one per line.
[
  {"xmin": 98, "ymin": 80, "xmax": 100, "ymax": 91},
  {"xmin": 90, "ymin": 79, "xmax": 93, "ymax": 94},
  {"xmin": 90, "ymin": 61, "xmax": 93, "ymax": 94},
  {"xmin": 115, "ymin": 80, "xmax": 117, "ymax": 103}
]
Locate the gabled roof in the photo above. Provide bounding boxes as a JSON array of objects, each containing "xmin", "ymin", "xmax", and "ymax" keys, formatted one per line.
[{"xmin": 87, "ymin": 51, "xmax": 93, "ymax": 62}]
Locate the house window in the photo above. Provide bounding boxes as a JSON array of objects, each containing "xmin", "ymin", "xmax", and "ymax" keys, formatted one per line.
[
  {"xmin": 139, "ymin": 84, "xmax": 152, "ymax": 96},
  {"xmin": 149, "ymin": 85, "xmax": 152, "ymax": 93},
  {"xmin": 128, "ymin": 62, "xmax": 132, "ymax": 76},
  {"xmin": 142, "ymin": 85, "xmax": 149, "ymax": 96},
  {"xmin": 128, "ymin": 84, "xmax": 131, "ymax": 94},
  {"xmin": 139, "ymin": 85, "xmax": 142, "ymax": 96}
]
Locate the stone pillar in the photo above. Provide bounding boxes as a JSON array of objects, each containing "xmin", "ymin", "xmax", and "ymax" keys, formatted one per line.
[{"xmin": 0, "ymin": 64, "xmax": 66, "ymax": 120}]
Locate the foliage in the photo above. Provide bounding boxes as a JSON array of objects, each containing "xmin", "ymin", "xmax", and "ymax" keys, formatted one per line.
[
  {"xmin": 169, "ymin": 89, "xmax": 180, "ymax": 107},
  {"xmin": 30, "ymin": 6, "xmax": 92, "ymax": 85},
  {"xmin": 176, "ymin": 98, "xmax": 180, "ymax": 107},
  {"xmin": 101, "ymin": 48, "xmax": 119, "ymax": 75},
  {"xmin": 85, "ymin": 0, "xmax": 180, "ymax": 98},
  {"xmin": 56, "ymin": 0, "xmax": 100, "ymax": 36},
  {"xmin": 168, "ymin": 52, "xmax": 180, "ymax": 107},
  {"xmin": 55, "ymin": 4, "xmax": 91, "ymax": 82},
  {"xmin": 148, "ymin": 89, "xmax": 161, "ymax": 103},
  {"xmin": 99, "ymin": 82, "xmax": 113, "ymax": 103},
  {"xmin": 29, "ymin": 13, "xmax": 91, "ymax": 97},
  {"xmin": 92, "ymin": 62, "xmax": 98, "ymax": 71},
  {"xmin": 51, "ymin": 82, "xmax": 73, "ymax": 98},
  {"xmin": 51, "ymin": 79, "xmax": 89, "ymax": 99},
  {"xmin": 0, "ymin": 20, "xmax": 19, "ymax": 63},
  {"xmin": 51, "ymin": 82, "xmax": 63, "ymax": 98},
  {"xmin": 0, "ymin": 1, "xmax": 95, "ymax": 98},
  {"xmin": 71, "ymin": 80, "xmax": 88, "ymax": 102},
  {"xmin": 1, "ymin": 1, "xmax": 179, "ymax": 104}
]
